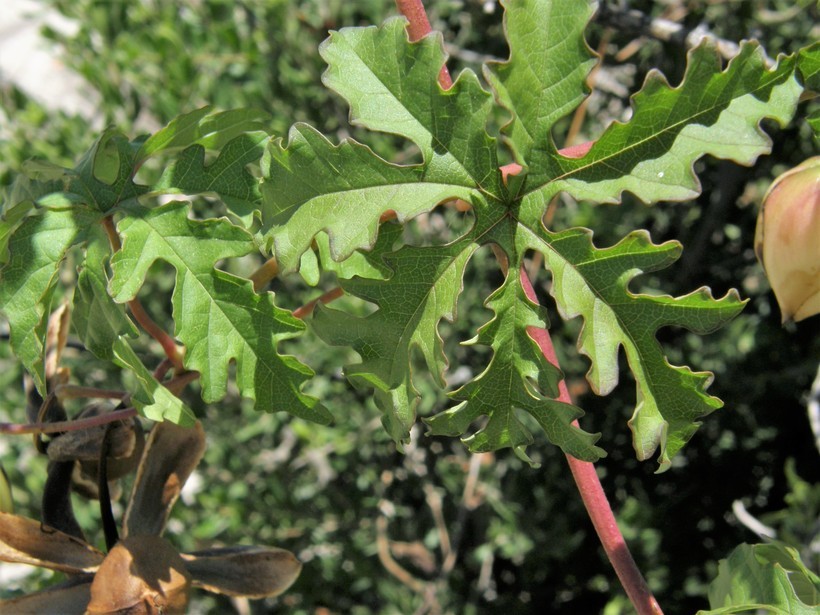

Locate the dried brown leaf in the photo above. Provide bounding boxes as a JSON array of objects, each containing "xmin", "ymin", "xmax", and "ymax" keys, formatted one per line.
[
  {"xmin": 87, "ymin": 536, "xmax": 191, "ymax": 614},
  {"xmin": 123, "ymin": 420, "xmax": 205, "ymax": 538},
  {"xmin": 0, "ymin": 511, "xmax": 103, "ymax": 573},
  {"xmin": 0, "ymin": 575, "xmax": 91, "ymax": 614},
  {"xmin": 181, "ymin": 545, "xmax": 302, "ymax": 598}
]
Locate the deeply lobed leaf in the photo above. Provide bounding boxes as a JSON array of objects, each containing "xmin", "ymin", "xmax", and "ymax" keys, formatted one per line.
[
  {"xmin": 109, "ymin": 201, "xmax": 329, "ymax": 423},
  {"xmin": 426, "ymin": 268, "xmax": 605, "ymax": 464},
  {"xmin": 537, "ymin": 228, "xmax": 745, "ymax": 470},
  {"xmin": 259, "ymin": 0, "xmax": 806, "ymax": 465}
]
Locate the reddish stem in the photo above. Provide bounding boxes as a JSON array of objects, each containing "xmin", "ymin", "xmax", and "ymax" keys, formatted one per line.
[
  {"xmin": 393, "ymin": 2, "xmax": 661, "ymax": 611},
  {"xmin": 395, "ymin": 0, "xmax": 453, "ymax": 88},
  {"xmin": 520, "ymin": 269, "xmax": 663, "ymax": 615},
  {"xmin": 293, "ymin": 287, "xmax": 345, "ymax": 319},
  {"xmin": 101, "ymin": 216, "xmax": 184, "ymax": 370}
]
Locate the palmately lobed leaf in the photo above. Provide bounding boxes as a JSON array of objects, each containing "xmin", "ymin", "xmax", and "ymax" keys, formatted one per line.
[
  {"xmin": 0, "ymin": 206, "xmax": 101, "ymax": 392},
  {"xmin": 484, "ymin": 0, "xmax": 597, "ymax": 163},
  {"xmin": 255, "ymin": 0, "xmax": 808, "ymax": 464},
  {"xmin": 311, "ymin": 239, "xmax": 478, "ymax": 445},
  {"xmin": 0, "ymin": 130, "xmax": 149, "ymax": 392},
  {"xmin": 519, "ymin": 40, "xmax": 802, "ymax": 216},
  {"xmin": 108, "ymin": 201, "xmax": 330, "ymax": 423},
  {"xmin": 261, "ymin": 124, "xmax": 476, "ymax": 273},
  {"xmin": 426, "ymin": 268, "xmax": 605, "ymax": 464},
  {"xmin": 319, "ymin": 17, "xmax": 502, "ymax": 193},
  {"xmin": 152, "ymin": 131, "xmax": 269, "ymax": 223},
  {"xmin": 539, "ymin": 228, "xmax": 746, "ymax": 470}
]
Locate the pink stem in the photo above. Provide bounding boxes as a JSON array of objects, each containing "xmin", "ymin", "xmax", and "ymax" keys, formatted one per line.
[
  {"xmin": 521, "ymin": 269, "xmax": 663, "ymax": 615},
  {"xmin": 397, "ymin": 4, "xmax": 660, "ymax": 609},
  {"xmin": 395, "ymin": 0, "xmax": 453, "ymax": 88}
]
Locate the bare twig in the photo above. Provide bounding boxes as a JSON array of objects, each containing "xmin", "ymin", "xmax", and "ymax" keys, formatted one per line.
[
  {"xmin": 376, "ymin": 513, "xmax": 427, "ymax": 593},
  {"xmin": 423, "ymin": 483, "xmax": 452, "ymax": 570},
  {"xmin": 731, "ymin": 500, "xmax": 777, "ymax": 541}
]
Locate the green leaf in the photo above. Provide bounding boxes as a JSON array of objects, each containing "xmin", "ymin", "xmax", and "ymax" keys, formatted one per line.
[
  {"xmin": 319, "ymin": 17, "xmax": 502, "ymax": 194},
  {"xmin": 136, "ymin": 106, "xmax": 271, "ymax": 164},
  {"xmin": 152, "ymin": 131, "xmax": 269, "ymax": 222},
  {"xmin": 112, "ymin": 336, "xmax": 195, "ymax": 426},
  {"xmin": 313, "ymin": 226, "xmax": 396, "ymax": 282},
  {"xmin": 108, "ymin": 201, "xmax": 329, "ymax": 423},
  {"xmin": 537, "ymin": 228, "xmax": 745, "ymax": 471},
  {"xmin": 36, "ymin": 129, "xmax": 148, "ymax": 213},
  {"xmin": 426, "ymin": 268, "xmax": 604, "ymax": 463},
  {"xmin": 261, "ymin": 124, "xmax": 477, "ymax": 274},
  {"xmin": 699, "ymin": 543, "xmax": 820, "ymax": 614},
  {"xmin": 312, "ymin": 239, "xmax": 478, "ymax": 445},
  {"xmin": 73, "ymin": 228, "xmax": 139, "ymax": 361},
  {"xmin": 258, "ymin": 0, "xmax": 804, "ymax": 462},
  {"xmin": 797, "ymin": 43, "xmax": 820, "ymax": 139},
  {"xmin": 484, "ymin": 0, "xmax": 596, "ymax": 163},
  {"xmin": 0, "ymin": 206, "xmax": 100, "ymax": 392},
  {"xmin": 519, "ymin": 42, "xmax": 801, "ymax": 211},
  {"xmin": 0, "ymin": 464, "xmax": 12, "ymax": 514}
]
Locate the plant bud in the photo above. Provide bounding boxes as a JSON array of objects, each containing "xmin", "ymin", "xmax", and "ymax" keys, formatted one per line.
[{"xmin": 754, "ymin": 156, "xmax": 820, "ymax": 323}]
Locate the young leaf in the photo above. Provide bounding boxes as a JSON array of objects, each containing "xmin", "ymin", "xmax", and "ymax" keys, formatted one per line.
[
  {"xmin": 108, "ymin": 201, "xmax": 329, "ymax": 423},
  {"xmin": 136, "ymin": 107, "xmax": 271, "ymax": 164},
  {"xmin": 111, "ymin": 337, "xmax": 195, "ymax": 426},
  {"xmin": 427, "ymin": 268, "xmax": 605, "ymax": 464},
  {"xmin": 0, "ymin": 130, "xmax": 149, "ymax": 391},
  {"xmin": 152, "ymin": 131, "xmax": 269, "ymax": 222},
  {"xmin": 73, "ymin": 229, "xmax": 139, "ymax": 361}
]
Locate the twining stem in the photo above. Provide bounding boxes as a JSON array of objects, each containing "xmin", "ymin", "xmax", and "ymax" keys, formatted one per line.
[
  {"xmin": 101, "ymin": 216, "xmax": 184, "ymax": 370},
  {"xmin": 395, "ymin": 1, "xmax": 663, "ymax": 612}
]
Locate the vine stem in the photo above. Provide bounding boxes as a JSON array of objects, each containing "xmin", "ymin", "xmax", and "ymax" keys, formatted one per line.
[
  {"xmin": 395, "ymin": 1, "xmax": 663, "ymax": 613},
  {"xmin": 101, "ymin": 216, "xmax": 184, "ymax": 370}
]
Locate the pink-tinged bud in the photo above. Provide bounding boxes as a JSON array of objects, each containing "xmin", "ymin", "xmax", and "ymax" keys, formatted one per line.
[{"xmin": 754, "ymin": 156, "xmax": 820, "ymax": 323}]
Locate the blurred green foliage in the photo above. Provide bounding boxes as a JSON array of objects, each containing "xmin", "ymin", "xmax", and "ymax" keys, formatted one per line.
[{"xmin": 1, "ymin": 1, "xmax": 818, "ymax": 614}]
